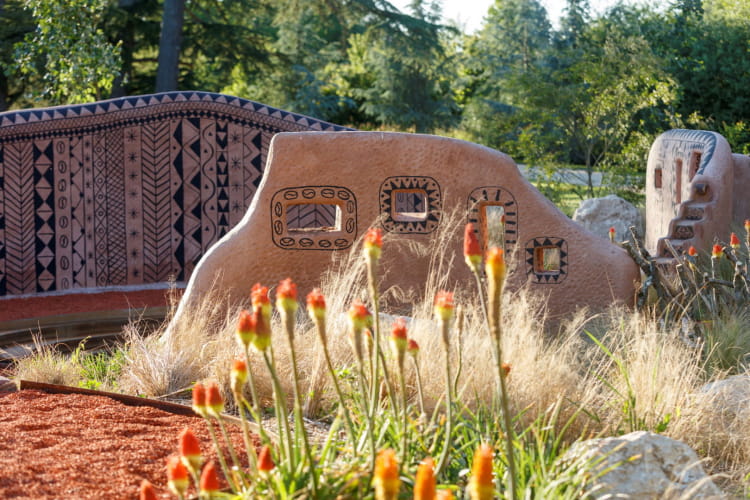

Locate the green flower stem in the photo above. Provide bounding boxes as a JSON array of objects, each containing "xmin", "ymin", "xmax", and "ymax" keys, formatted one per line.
[
  {"xmin": 411, "ymin": 356, "xmax": 426, "ymax": 416},
  {"xmin": 488, "ymin": 282, "xmax": 517, "ymax": 500},
  {"xmin": 283, "ymin": 312, "xmax": 319, "ymax": 497},
  {"xmin": 263, "ymin": 348, "xmax": 294, "ymax": 470},
  {"xmin": 215, "ymin": 415, "xmax": 245, "ymax": 487},
  {"xmin": 243, "ymin": 345, "xmax": 268, "ymax": 442},
  {"xmin": 434, "ymin": 317, "xmax": 453, "ymax": 478},
  {"xmin": 396, "ymin": 361, "xmax": 409, "ymax": 467},
  {"xmin": 453, "ymin": 307, "xmax": 465, "ymax": 397},
  {"xmin": 314, "ymin": 318, "xmax": 358, "ymax": 454},
  {"xmin": 204, "ymin": 417, "xmax": 239, "ymax": 492}
]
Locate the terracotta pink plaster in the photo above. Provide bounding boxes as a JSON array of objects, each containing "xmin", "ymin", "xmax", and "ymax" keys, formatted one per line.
[{"xmin": 172, "ymin": 131, "xmax": 639, "ymax": 323}]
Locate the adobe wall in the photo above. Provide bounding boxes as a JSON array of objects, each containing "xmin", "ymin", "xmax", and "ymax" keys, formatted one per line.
[
  {"xmin": 0, "ymin": 92, "xmax": 348, "ymax": 310},
  {"xmin": 173, "ymin": 131, "xmax": 639, "ymax": 323}
]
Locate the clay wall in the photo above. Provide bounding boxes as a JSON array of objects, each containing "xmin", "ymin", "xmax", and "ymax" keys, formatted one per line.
[{"xmin": 0, "ymin": 92, "xmax": 348, "ymax": 300}]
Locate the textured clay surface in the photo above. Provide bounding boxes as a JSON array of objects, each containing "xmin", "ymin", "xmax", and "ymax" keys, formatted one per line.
[{"xmin": 0, "ymin": 390, "xmax": 256, "ymax": 499}]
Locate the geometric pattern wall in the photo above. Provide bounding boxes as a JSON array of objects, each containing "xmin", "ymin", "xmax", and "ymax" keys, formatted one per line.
[{"xmin": 0, "ymin": 91, "xmax": 349, "ymax": 297}]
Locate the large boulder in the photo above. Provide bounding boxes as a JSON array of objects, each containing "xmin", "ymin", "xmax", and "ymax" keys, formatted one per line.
[
  {"xmin": 565, "ymin": 431, "xmax": 724, "ymax": 499},
  {"xmin": 698, "ymin": 375, "xmax": 750, "ymax": 435},
  {"xmin": 573, "ymin": 194, "xmax": 642, "ymax": 241}
]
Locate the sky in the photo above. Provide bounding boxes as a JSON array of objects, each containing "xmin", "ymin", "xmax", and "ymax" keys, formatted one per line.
[{"xmin": 390, "ymin": 0, "xmax": 624, "ymax": 32}]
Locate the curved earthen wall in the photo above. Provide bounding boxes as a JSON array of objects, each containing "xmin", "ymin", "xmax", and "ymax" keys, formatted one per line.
[
  {"xmin": 0, "ymin": 92, "xmax": 348, "ymax": 319},
  {"xmin": 173, "ymin": 131, "xmax": 639, "ymax": 323}
]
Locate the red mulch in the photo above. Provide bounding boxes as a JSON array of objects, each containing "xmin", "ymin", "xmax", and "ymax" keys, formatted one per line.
[{"xmin": 0, "ymin": 390, "xmax": 257, "ymax": 499}]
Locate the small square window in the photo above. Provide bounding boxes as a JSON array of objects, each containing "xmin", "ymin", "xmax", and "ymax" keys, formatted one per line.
[
  {"xmin": 286, "ymin": 203, "xmax": 341, "ymax": 232},
  {"xmin": 391, "ymin": 189, "xmax": 427, "ymax": 222},
  {"xmin": 534, "ymin": 247, "xmax": 560, "ymax": 274}
]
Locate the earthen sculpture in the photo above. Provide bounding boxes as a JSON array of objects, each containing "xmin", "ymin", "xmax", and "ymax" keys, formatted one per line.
[
  {"xmin": 172, "ymin": 131, "xmax": 639, "ymax": 323},
  {"xmin": 645, "ymin": 129, "xmax": 750, "ymax": 260}
]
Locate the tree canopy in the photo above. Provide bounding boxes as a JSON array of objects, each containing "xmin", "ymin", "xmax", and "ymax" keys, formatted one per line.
[{"xmin": 3, "ymin": 0, "xmax": 749, "ymax": 200}]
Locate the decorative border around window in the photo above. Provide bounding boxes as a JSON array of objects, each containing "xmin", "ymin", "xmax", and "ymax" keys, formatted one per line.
[
  {"xmin": 270, "ymin": 186, "xmax": 357, "ymax": 250},
  {"xmin": 379, "ymin": 176, "xmax": 442, "ymax": 234},
  {"xmin": 466, "ymin": 186, "xmax": 519, "ymax": 252},
  {"xmin": 525, "ymin": 237, "xmax": 568, "ymax": 284}
]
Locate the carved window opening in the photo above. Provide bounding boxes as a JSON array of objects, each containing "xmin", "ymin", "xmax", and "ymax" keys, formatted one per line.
[
  {"xmin": 689, "ymin": 151, "xmax": 702, "ymax": 181},
  {"xmin": 534, "ymin": 247, "xmax": 561, "ymax": 274},
  {"xmin": 271, "ymin": 186, "xmax": 357, "ymax": 251},
  {"xmin": 392, "ymin": 189, "xmax": 428, "ymax": 222},
  {"xmin": 479, "ymin": 203, "xmax": 506, "ymax": 250},
  {"xmin": 675, "ymin": 158, "xmax": 683, "ymax": 204},
  {"xmin": 286, "ymin": 203, "xmax": 342, "ymax": 232},
  {"xmin": 654, "ymin": 168, "xmax": 662, "ymax": 189}
]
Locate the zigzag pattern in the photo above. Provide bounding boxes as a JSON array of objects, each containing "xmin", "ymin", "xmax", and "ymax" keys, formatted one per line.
[
  {"xmin": 141, "ymin": 121, "xmax": 173, "ymax": 283},
  {"xmin": 287, "ymin": 203, "xmax": 338, "ymax": 230},
  {"xmin": 3, "ymin": 142, "xmax": 35, "ymax": 293}
]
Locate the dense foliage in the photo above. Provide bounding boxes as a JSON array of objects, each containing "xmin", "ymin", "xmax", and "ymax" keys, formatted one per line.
[{"xmin": 3, "ymin": 0, "xmax": 750, "ymax": 198}]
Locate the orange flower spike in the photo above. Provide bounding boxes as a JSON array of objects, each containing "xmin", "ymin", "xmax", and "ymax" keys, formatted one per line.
[
  {"xmin": 464, "ymin": 223, "xmax": 482, "ymax": 273},
  {"xmin": 712, "ymin": 244, "xmax": 724, "ymax": 259},
  {"xmin": 434, "ymin": 290, "xmax": 455, "ymax": 322},
  {"xmin": 373, "ymin": 448, "xmax": 400, "ymax": 500},
  {"xmin": 166, "ymin": 455, "xmax": 189, "ymax": 498},
  {"xmin": 276, "ymin": 278, "xmax": 299, "ymax": 315},
  {"xmin": 139, "ymin": 480, "xmax": 158, "ymax": 500},
  {"xmin": 469, "ymin": 444, "xmax": 495, "ymax": 500},
  {"xmin": 414, "ymin": 457, "xmax": 437, "ymax": 500},
  {"xmin": 179, "ymin": 427, "xmax": 202, "ymax": 474},
  {"xmin": 205, "ymin": 382, "xmax": 224, "ymax": 418},
  {"xmin": 688, "ymin": 246, "xmax": 698, "ymax": 257},
  {"xmin": 501, "ymin": 362, "xmax": 511, "ymax": 377},
  {"xmin": 609, "ymin": 226, "xmax": 616, "ymax": 243},
  {"xmin": 251, "ymin": 283, "xmax": 272, "ymax": 321},
  {"xmin": 236, "ymin": 309, "xmax": 255, "ymax": 348},
  {"xmin": 251, "ymin": 309, "xmax": 271, "ymax": 352},
  {"xmin": 363, "ymin": 328, "xmax": 374, "ymax": 357},
  {"xmin": 348, "ymin": 299, "xmax": 372, "ymax": 332},
  {"xmin": 199, "ymin": 461, "xmax": 221, "ymax": 495},
  {"xmin": 258, "ymin": 445, "xmax": 275, "ymax": 475},
  {"xmin": 745, "ymin": 219, "xmax": 750, "ymax": 232},
  {"xmin": 231, "ymin": 359, "xmax": 248, "ymax": 396},
  {"xmin": 485, "ymin": 247, "xmax": 507, "ymax": 291},
  {"xmin": 730, "ymin": 232, "xmax": 741, "ymax": 250},
  {"xmin": 407, "ymin": 338, "xmax": 420, "ymax": 357},
  {"xmin": 390, "ymin": 317, "xmax": 408, "ymax": 355},
  {"xmin": 364, "ymin": 227, "xmax": 383, "ymax": 262},
  {"xmin": 306, "ymin": 288, "xmax": 326, "ymax": 322},
  {"xmin": 192, "ymin": 382, "xmax": 207, "ymax": 418}
]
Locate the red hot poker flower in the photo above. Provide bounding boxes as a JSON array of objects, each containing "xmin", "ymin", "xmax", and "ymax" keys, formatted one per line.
[
  {"xmin": 258, "ymin": 445, "xmax": 275, "ymax": 475},
  {"xmin": 712, "ymin": 244, "xmax": 724, "ymax": 259},
  {"xmin": 434, "ymin": 291, "xmax": 455, "ymax": 322},
  {"xmin": 236, "ymin": 309, "xmax": 255, "ymax": 348},
  {"xmin": 373, "ymin": 448, "xmax": 400, "ymax": 500},
  {"xmin": 179, "ymin": 427, "xmax": 202, "ymax": 473},
  {"xmin": 485, "ymin": 247, "xmax": 507, "ymax": 290},
  {"xmin": 414, "ymin": 457, "xmax": 436, "ymax": 500},
  {"xmin": 348, "ymin": 299, "xmax": 372, "ymax": 332},
  {"xmin": 192, "ymin": 382, "xmax": 207, "ymax": 417},
  {"xmin": 306, "ymin": 288, "xmax": 326, "ymax": 321},
  {"xmin": 166, "ymin": 455, "xmax": 189, "ymax": 497},
  {"xmin": 139, "ymin": 480, "xmax": 158, "ymax": 500},
  {"xmin": 390, "ymin": 317, "xmax": 408, "ymax": 365},
  {"xmin": 231, "ymin": 359, "xmax": 248, "ymax": 395},
  {"xmin": 199, "ymin": 461, "xmax": 221, "ymax": 494},
  {"xmin": 364, "ymin": 227, "xmax": 383, "ymax": 261},
  {"xmin": 745, "ymin": 219, "xmax": 750, "ymax": 232},
  {"xmin": 730, "ymin": 232, "xmax": 741, "ymax": 250},
  {"xmin": 276, "ymin": 278, "xmax": 299, "ymax": 314},
  {"xmin": 688, "ymin": 246, "xmax": 698, "ymax": 257},
  {"xmin": 205, "ymin": 382, "xmax": 224, "ymax": 417},
  {"xmin": 464, "ymin": 223, "xmax": 482, "ymax": 272},
  {"xmin": 251, "ymin": 309, "xmax": 271, "ymax": 352},
  {"xmin": 469, "ymin": 444, "xmax": 495, "ymax": 500},
  {"xmin": 407, "ymin": 339, "xmax": 420, "ymax": 357},
  {"xmin": 608, "ymin": 227, "xmax": 616, "ymax": 243}
]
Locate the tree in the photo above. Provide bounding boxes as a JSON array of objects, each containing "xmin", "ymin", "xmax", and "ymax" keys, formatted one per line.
[
  {"xmin": 12, "ymin": 0, "xmax": 122, "ymax": 104},
  {"xmin": 155, "ymin": 0, "xmax": 184, "ymax": 92}
]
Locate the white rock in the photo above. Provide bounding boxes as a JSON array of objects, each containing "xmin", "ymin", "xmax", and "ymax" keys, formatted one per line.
[
  {"xmin": 565, "ymin": 431, "xmax": 724, "ymax": 499},
  {"xmin": 699, "ymin": 375, "xmax": 750, "ymax": 434},
  {"xmin": 573, "ymin": 194, "xmax": 642, "ymax": 242}
]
